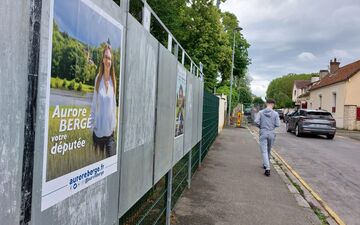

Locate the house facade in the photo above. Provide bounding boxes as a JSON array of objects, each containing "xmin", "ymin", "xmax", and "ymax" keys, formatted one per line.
[
  {"xmin": 292, "ymin": 80, "xmax": 311, "ymax": 103},
  {"xmin": 308, "ymin": 58, "xmax": 360, "ymax": 130}
]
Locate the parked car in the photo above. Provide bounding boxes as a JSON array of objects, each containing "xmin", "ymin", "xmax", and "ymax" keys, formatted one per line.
[
  {"xmin": 286, "ymin": 109, "xmax": 336, "ymax": 139},
  {"xmin": 275, "ymin": 109, "xmax": 284, "ymax": 120},
  {"xmin": 283, "ymin": 111, "xmax": 296, "ymax": 123}
]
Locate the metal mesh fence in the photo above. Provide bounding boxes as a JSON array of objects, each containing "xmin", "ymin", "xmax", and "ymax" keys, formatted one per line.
[
  {"xmin": 201, "ymin": 89, "xmax": 219, "ymax": 161},
  {"xmin": 119, "ymin": 88, "xmax": 219, "ymax": 225}
]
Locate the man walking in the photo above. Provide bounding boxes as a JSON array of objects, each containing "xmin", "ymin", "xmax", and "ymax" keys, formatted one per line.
[{"xmin": 254, "ymin": 99, "xmax": 280, "ymax": 176}]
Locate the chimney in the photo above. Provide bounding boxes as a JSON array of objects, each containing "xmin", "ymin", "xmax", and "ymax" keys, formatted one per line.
[
  {"xmin": 319, "ymin": 69, "xmax": 329, "ymax": 80},
  {"xmin": 330, "ymin": 58, "xmax": 340, "ymax": 74}
]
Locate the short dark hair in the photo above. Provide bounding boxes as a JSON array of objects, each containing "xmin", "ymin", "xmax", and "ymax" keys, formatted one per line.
[{"xmin": 266, "ymin": 98, "xmax": 276, "ymax": 104}]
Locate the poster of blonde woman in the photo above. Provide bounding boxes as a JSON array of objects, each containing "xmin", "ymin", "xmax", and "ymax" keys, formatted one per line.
[
  {"xmin": 41, "ymin": 0, "xmax": 123, "ymax": 210},
  {"xmin": 175, "ymin": 65, "xmax": 187, "ymax": 137}
]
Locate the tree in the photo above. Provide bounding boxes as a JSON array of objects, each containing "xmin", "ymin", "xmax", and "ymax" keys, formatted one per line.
[
  {"xmin": 266, "ymin": 73, "xmax": 318, "ymax": 101},
  {"xmin": 220, "ymin": 12, "xmax": 251, "ymax": 83},
  {"xmin": 238, "ymin": 87, "xmax": 252, "ymax": 104},
  {"xmin": 217, "ymin": 84, "xmax": 238, "ymax": 110},
  {"xmin": 253, "ymin": 96, "xmax": 264, "ymax": 106},
  {"xmin": 146, "ymin": 0, "xmax": 251, "ymax": 92}
]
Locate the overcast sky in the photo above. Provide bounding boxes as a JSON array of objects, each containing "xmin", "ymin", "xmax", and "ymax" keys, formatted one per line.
[
  {"xmin": 54, "ymin": 0, "xmax": 122, "ymax": 50},
  {"xmin": 221, "ymin": 0, "xmax": 360, "ymax": 98}
]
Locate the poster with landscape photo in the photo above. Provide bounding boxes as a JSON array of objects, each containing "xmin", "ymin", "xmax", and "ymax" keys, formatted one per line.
[
  {"xmin": 41, "ymin": 0, "xmax": 123, "ymax": 210},
  {"xmin": 175, "ymin": 64, "xmax": 187, "ymax": 137}
]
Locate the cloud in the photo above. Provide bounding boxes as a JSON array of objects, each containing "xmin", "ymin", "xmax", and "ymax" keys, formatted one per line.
[
  {"xmin": 298, "ymin": 52, "xmax": 317, "ymax": 61},
  {"xmin": 221, "ymin": 0, "xmax": 360, "ymax": 98}
]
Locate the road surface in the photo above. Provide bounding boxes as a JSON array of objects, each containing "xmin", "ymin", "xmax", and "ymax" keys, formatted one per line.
[{"xmin": 272, "ymin": 122, "xmax": 360, "ymax": 225}]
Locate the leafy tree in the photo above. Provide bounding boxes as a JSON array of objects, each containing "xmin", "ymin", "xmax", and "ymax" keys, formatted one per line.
[
  {"xmin": 253, "ymin": 96, "xmax": 264, "ymax": 106},
  {"xmin": 238, "ymin": 87, "xmax": 252, "ymax": 104},
  {"xmin": 266, "ymin": 73, "xmax": 318, "ymax": 101},
  {"xmin": 146, "ymin": 0, "xmax": 251, "ymax": 92},
  {"xmin": 220, "ymin": 12, "xmax": 251, "ymax": 83},
  {"xmin": 217, "ymin": 84, "xmax": 239, "ymax": 110}
]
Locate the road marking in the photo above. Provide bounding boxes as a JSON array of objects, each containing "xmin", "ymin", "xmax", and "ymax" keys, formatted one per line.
[{"xmin": 247, "ymin": 126, "xmax": 347, "ymax": 225}]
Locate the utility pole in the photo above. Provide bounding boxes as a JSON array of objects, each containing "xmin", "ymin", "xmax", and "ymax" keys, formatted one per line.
[{"xmin": 227, "ymin": 27, "xmax": 242, "ymax": 126}]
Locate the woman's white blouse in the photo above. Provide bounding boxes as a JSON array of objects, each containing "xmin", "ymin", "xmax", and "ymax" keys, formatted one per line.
[{"xmin": 90, "ymin": 75, "xmax": 117, "ymax": 138}]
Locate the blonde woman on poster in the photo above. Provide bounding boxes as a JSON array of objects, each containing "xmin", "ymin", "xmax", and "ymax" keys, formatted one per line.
[{"xmin": 90, "ymin": 44, "xmax": 117, "ymax": 157}]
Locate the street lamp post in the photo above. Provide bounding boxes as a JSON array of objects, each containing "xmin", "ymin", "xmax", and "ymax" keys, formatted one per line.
[{"xmin": 227, "ymin": 27, "xmax": 242, "ymax": 126}]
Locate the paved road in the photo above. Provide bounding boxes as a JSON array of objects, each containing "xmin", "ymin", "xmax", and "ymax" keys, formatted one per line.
[
  {"xmin": 273, "ymin": 122, "xmax": 360, "ymax": 225},
  {"xmin": 50, "ymin": 88, "xmax": 93, "ymax": 106}
]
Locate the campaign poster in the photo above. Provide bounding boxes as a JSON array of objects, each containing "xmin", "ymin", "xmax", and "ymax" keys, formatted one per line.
[
  {"xmin": 41, "ymin": 0, "xmax": 123, "ymax": 210},
  {"xmin": 175, "ymin": 65, "xmax": 187, "ymax": 137}
]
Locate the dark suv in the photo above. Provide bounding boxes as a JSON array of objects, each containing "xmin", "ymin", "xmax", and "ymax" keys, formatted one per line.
[{"xmin": 286, "ymin": 109, "xmax": 336, "ymax": 139}]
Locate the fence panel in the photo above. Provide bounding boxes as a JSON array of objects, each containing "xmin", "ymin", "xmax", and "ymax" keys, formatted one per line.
[
  {"xmin": 153, "ymin": 44, "xmax": 178, "ymax": 184},
  {"xmin": 183, "ymin": 71, "xmax": 194, "ymax": 154},
  {"xmin": 31, "ymin": 0, "xmax": 125, "ymax": 225},
  {"xmin": 201, "ymin": 89, "xmax": 219, "ymax": 160},
  {"xmin": 172, "ymin": 63, "xmax": 187, "ymax": 165},
  {"xmin": 119, "ymin": 14, "xmax": 158, "ymax": 216},
  {"xmin": 0, "ymin": 1, "xmax": 30, "ymax": 224}
]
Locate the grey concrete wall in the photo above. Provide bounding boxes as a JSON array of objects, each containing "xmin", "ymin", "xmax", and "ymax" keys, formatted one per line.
[
  {"xmin": 118, "ymin": 14, "xmax": 158, "ymax": 216},
  {"xmin": 30, "ymin": 1, "xmax": 126, "ymax": 225},
  {"xmin": 0, "ymin": 1, "xmax": 30, "ymax": 224},
  {"xmin": 153, "ymin": 45, "xmax": 177, "ymax": 183},
  {"xmin": 184, "ymin": 71, "xmax": 194, "ymax": 154}
]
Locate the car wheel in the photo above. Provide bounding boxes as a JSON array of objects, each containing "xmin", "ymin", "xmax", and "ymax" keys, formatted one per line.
[
  {"xmin": 286, "ymin": 123, "xmax": 291, "ymax": 132},
  {"xmin": 295, "ymin": 125, "xmax": 302, "ymax": 137},
  {"xmin": 326, "ymin": 134, "xmax": 335, "ymax": 140}
]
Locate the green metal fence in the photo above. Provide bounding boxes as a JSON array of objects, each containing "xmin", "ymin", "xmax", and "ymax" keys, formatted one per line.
[
  {"xmin": 201, "ymin": 89, "xmax": 220, "ymax": 161},
  {"xmin": 119, "ymin": 88, "xmax": 219, "ymax": 225}
]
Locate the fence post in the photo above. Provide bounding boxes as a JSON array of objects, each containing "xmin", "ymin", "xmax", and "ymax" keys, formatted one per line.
[
  {"xmin": 187, "ymin": 151, "xmax": 192, "ymax": 189},
  {"xmin": 165, "ymin": 169, "xmax": 173, "ymax": 225}
]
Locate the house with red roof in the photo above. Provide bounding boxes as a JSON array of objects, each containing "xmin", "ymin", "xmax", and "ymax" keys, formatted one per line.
[
  {"xmin": 292, "ymin": 79, "xmax": 317, "ymax": 109},
  {"xmin": 308, "ymin": 58, "xmax": 360, "ymax": 130}
]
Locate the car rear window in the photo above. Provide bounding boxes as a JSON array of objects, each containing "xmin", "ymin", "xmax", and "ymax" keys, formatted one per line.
[{"xmin": 306, "ymin": 111, "xmax": 333, "ymax": 118}]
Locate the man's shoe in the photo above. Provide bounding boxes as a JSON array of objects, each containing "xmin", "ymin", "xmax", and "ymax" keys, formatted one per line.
[
  {"xmin": 263, "ymin": 165, "xmax": 266, "ymax": 170},
  {"xmin": 264, "ymin": 170, "xmax": 270, "ymax": 176}
]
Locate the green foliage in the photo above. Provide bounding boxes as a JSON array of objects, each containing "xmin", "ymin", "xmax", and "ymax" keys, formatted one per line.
[
  {"xmin": 220, "ymin": 12, "xmax": 251, "ymax": 82},
  {"xmin": 253, "ymin": 96, "xmax": 264, "ymax": 106},
  {"xmin": 51, "ymin": 21, "xmax": 121, "ymax": 88},
  {"xmin": 77, "ymin": 82, "xmax": 83, "ymax": 92},
  {"xmin": 62, "ymin": 78, "xmax": 67, "ymax": 88},
  {"xmin": 146, "ymin": 0, "xmax": 251, "ymax": 91},
  {"xmin": 266, "ymin": 73, "xmax": 318, "ymax": 108},
  {"xmin": 238, "ymin": 87, "xmax": 252, "ymax": 104},
  {"xmin": 55, "ymin": 77, "xmax": 60, "ymax": 88},
  {"xmin": 68, "ymin": 80, "xmax": 76, "ymax": 90},
  {"xmin": 216, "ymin": 85, "xmax": 238, "ymax": 110}
]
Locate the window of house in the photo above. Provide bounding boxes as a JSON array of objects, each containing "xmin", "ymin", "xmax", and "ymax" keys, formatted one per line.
[
  {"xmin": 357, "ymin": 107, "xmax": 360, "ymax": 121},
  {"xmin": 319, "ymin": 94, "xmax": 322, "ymax": 110},
  {"xmin": 294, "ymin": 90, "xmax": 296, "ymax": 97},
  {"xmin": 332, "ymin": 93, "xmax": 336, "ymax": 113}
]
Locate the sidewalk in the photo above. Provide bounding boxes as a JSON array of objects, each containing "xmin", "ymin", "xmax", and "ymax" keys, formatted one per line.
[
  {"xmin": 173, "ymin": 128, "xmax": 320, "ymax": 225},
  {"xmin": 336, "ymin": 128, "xmax": 360, "ymax": 141}
]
